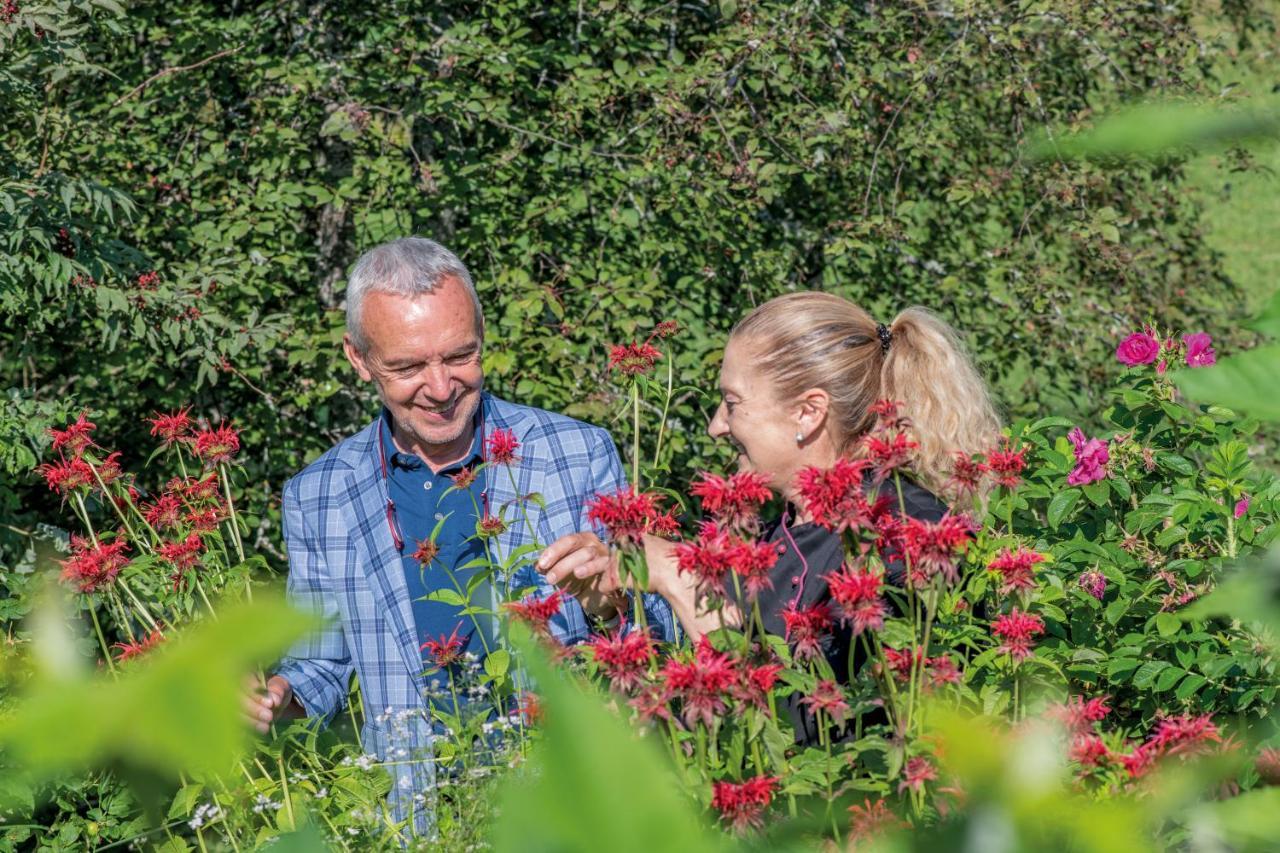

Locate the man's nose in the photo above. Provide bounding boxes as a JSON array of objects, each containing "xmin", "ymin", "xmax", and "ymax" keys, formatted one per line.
[{"xmin": 421, "ymin": 363, "xmax": 453, "ymax": 401}]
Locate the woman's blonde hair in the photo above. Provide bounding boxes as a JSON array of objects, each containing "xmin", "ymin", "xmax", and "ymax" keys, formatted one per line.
[{"xmin": 730, "ymin": 292, "xmax": 1002, "ymax": 497}]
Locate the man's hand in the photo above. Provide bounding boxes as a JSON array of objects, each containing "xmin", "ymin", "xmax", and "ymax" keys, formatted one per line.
[
  {"xmin": 242, "ymin": 674, "xmax": 297, "ymax": 735},
  {"xmin": 538, "ymin": 532, "xmax": 625, "ymax": 618}
]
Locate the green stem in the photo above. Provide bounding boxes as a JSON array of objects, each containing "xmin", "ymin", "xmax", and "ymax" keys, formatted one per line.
[
  {"xmin": 631, "ymin": 380, "xmax": 641, "ymax": 490},
  {"xmin": 218, "ymin": 463, "xmax": 247, "ymax": 567},
  {"xmin": 651, "ymin": 352, "xmax": 674, "ymax": 469},
  {"xmin": 89, "ymin": 603, "xmax": 119, "ymax": 676}
]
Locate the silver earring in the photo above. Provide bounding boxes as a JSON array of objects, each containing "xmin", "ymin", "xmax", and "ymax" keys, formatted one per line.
[{"xmin": 795, "ymin": 432, "xmax": 804, "ymax": 443}]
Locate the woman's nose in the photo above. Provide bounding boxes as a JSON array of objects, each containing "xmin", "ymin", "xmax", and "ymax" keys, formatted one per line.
[{"xmin": 707, "ymin": 402, "xmax": 728, "ymax": 439}]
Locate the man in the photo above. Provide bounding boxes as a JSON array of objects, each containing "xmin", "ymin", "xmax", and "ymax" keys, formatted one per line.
[{"xmin": 243, "ymin": 237, "xmax": 674, "ymax": 833}]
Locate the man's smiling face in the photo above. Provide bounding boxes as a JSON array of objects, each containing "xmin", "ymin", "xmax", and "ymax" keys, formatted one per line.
[{"xmin": 344, "ymin": 276, "xmax": 484, "ymax": 465}]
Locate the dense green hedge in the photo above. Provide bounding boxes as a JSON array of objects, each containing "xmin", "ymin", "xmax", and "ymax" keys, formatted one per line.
[{"xmin": 1, "ymin": 1, "xmax": 1271, "ymax": 556}]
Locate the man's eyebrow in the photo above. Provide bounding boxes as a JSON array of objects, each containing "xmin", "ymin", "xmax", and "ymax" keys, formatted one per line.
[{"xmin": 444, "ymin": 343, "xmax": 480, "ymax": 358}]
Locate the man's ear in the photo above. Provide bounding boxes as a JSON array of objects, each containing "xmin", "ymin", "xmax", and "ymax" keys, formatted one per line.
[
  {"xmin": 343, "ymin": 334, "xmax": 375, "ymax": 383},
  {"xmin": 796, "ymin": 388, "xmax": 831, "ymax": 436}
]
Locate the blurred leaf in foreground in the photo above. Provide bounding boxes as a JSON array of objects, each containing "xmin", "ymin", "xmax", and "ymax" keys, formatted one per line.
[
  {"xmin": 1031, "ymin": 100, "xmax": 1280, "ymax": 161},
  {"xmin": 1177, "ymin": 345, "xmax": 1280, "ymax": 422},
  {"xmin": 491, "ymin": 626, "xmax": 728, "ymax": 853},
  {"xmin": 0, "ymin": 594, "xmax": 318, "ymax": 784},
  {"xmin": 1181, "ymin": 548, "xmax": 1280, "ymax": 646}
]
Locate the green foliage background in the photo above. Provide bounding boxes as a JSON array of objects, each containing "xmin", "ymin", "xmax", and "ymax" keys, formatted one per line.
[{"xmin": 3, "ymin": 0, "xmax": 1277, "ymax": 557}]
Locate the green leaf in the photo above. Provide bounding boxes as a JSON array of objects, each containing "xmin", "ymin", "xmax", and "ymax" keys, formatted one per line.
[
  {"xmin": 1048, "ymin": 489, "xmax": 1082, "ymax": 530},
  {"xmin": 1131, "ymin": 660, "xmax": 1170, "ymax": 689},
  {"xmin": 1154, "ymin": 665, "xmax": 1186, "ymax": 691},
  {"xmin": 1179, "ymin": 345, "xmax": 1280, "ymax": 423},
  {"xmin": 424, "ymin": 588, "xmax": 467, "ymax": 607},
  {"xmin": 1154, "ymin": 612, "xmax": 1182, "ymax": 638},
  {"xmin": 1174, "ymin": 673, "xmax": 1208, "ymax": 700},
  {"xmin": 485, "ymin": 648, "xmax": 511, "ymax": 679}
]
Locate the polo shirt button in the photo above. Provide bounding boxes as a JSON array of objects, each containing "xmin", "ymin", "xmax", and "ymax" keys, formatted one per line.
[
  {"xmin": 434, "ymin": 513, "xmax": 444, "ymax": 521},
  {"xmin": 790, "ymin": 576, "xmax": 800, "ymax": 586},
  {"xmin": 423, "ymin": 481, "xmax": 433, "ymax": 491}
]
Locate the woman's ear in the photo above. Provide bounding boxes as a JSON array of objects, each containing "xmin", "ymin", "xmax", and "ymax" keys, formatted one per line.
[{"xmin": 795, "ymin": 388, "xmax": 831, "ymax": 440}]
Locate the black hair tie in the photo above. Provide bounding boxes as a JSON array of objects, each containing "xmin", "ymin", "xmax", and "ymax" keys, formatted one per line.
[{"xmin": 876, "ymin": 322, "xmax": 893, "ymax": 353}]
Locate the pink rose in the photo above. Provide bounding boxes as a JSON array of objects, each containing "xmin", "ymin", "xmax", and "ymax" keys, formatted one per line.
[
  {"xmin": 1235, "ymin": 495, "xmax": 1250, "ymax": 519},
  {"xmin": 1183, "ymin": 333, "xmax": 1216, "ymax": 368},
  {"xmin": 1067, "ymin": 427, "xmax": 1109, "ymax": 486},
  {"xmin": 1115, "ymin": 332, "xmax": 1160, "ymax": 366}
]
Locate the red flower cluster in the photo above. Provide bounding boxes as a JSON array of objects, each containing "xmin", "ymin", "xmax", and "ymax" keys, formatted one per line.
[
  {"xmin": 586, "ymin": 486, "xmax": 678, "ymax": 550},
  {"xmin": 588, "ymin": 625, "xmax": 656, "ymax": 694},
  {"xmin": 991, "ymin": 608, "xmax": 1044, "ymax": 661},
  {"xmin": 799, "ymin": 679, "xmax": 851, "ymax": 724},
  {"xmin": 863, "ymin": 430, "xmax": 919, "ymax": 484},
  {"xmin": 879, "ymin": 645, "xmax": 957, "ymax": 686},
  {"xmin": 193, "ymin": 423, "xmax": 240, "ymax": 465},
  {"xmin": 60, "ymin": 536, "xmax": 130, "ymax": 593},
  {"xmin": 143, "ymin": 493, "xmax": 184, "ymax": 531},
  {"xmin": 780, "ymin": 602, "xmax": 834, "ymax": 662},
  {"xmin": 1070, "ymin": 734, "xmax": 1111, "ymax": 768},
  {"xmin": 710, "ymin": 775, "xmax": 777, "ymax": 833},
  {"xmin": 450, "ymin": 467, "xmax": 477, "ymax": 489},
  {"xmin": 794, "ymin": 457, "xmax": 884, "ymax": 535},
  {"xmin": 660, "ymin": 636, "xmax": 739, "ymax": 728},
  {"xmin": 504, "ymin": 590, "xmax": 565, "ymax": 637},
  {"xmin": 485, "ymin": 428, "xmax": 520, "ymax": 465},
  {"xmin": 848, "ymin": 798, "xmax": 902, "ymax": 844},
  {"xmin": 608, "ymin": 341, "xmax": 662, "ymax": 376},
  {"xmin": 826, "ymin": 562, "xmax": 887, "ymax": 635},
  {"xmin": 1108, "ymin": 714, "xmax": 1223, "ymax": 780},
  {"xmin": 49, "ymin": 412, "xmax": 97, "ymax": 457},
  {"xmin": 158, "ymin": 533, "xmax": 205, "ymax": 571},
  {"xmin": 688, "ymin": 470, "xmax": 771, "ymax": 532},
  {"xmin": 412, "ymin": 539, "xmax": 439, "ymax": 568},
  {"xmin": 985, "ymin": 441, "xmax": 1028, "ymax": 489},
  {"xmin": 946, "ymin": 453, "xmax": 988, "ymax": 499},
  {"xmin": 148, "ymin": 408, "xmax": 193, "ymax": 446},
  {"xmin": 898, "ymin": 756, "xmax": 938, "ymax": 794},
  {"xmin": 39, "ymin": 456, "xmax": 95, "ymax": 495},
  {"xmin": 1047, "ymin": 695, "xmax": 1111, "ymax": 733},
  {"xmin": 420, "ymin": 624, "xmax": 467, "ymax": 671},
  {"xmin": 674, "ymin": 521, "xmax": 780, "ymax": 600},
  {"xmin": 114, "ymin": 629, "xmax": 165, "ymax": 662},
  {"xmin": 477, "ymin": 514, "xmax": 508, "ymax": 538},
  {"xmin": 987, "ymin": 546, "xmax": 1046, "ymax": 595},
  {"xmin": 899, "ymin": 513, "xmax": 976, "ymax": 588}
]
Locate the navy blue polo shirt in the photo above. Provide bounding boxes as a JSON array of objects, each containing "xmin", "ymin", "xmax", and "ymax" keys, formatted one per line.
[{"xmin": 379, "ymin": 412, "xmax": 492, "ymax": 677}]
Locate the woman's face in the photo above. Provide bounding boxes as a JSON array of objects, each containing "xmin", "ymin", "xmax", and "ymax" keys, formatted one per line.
[{"xmin": 708, "ymin": 337, "xmax": 812, "ymax": 496}]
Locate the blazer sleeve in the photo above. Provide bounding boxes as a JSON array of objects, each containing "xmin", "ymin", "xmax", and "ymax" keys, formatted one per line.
[{"xmin": 272, "ymin": 476, "xmax": 355, "ymax": 725}]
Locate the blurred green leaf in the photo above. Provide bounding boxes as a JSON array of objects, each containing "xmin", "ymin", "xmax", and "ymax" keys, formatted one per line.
[
  {"xmin": 1178, "ymin": 346, "xmax": 1280, "ymax": 422},
  {"xmin": 1032, "ymin": 101, "xmax": 1280, "ymax": 161}
]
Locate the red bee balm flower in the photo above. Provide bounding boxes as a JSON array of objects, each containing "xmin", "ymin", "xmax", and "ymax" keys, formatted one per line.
[
  {"xmin": 1070, "ymin": 734, "xmax": 1111, "ymax": 768},
  {"xmin": 985, "ymin": 441, "xmax": 1027, "ymax": 489},
  {"xmin": 586, "ymin": 486, "xmax": 669, "ymax": 550},
  {"xmin": 946, "ymin": 453, "xmax": 988, "ymax": 498},
  {"xmin": 450, "ymin": 467, "xmax": 477, "ymax": 489},
  {"xmin": 39, "ymin": 456, "xmax": 95, "ymax": 495},
  {"xmin": 1048, "ymin": 695, "xmax": 1111, "ymax": 733},
  {"xmin": 781, "ymin": 602, "xmax": 834, "ymax": 662},
  {"xmin": 477, "ymin": 514, "xmax": 508, "ymax": 538},
  {"xmin": 193, "ymin": 423, "xmax": 240, "ymax": 465},
  {"xmin": 899, "ymin": 513, "xmax": 976, "ymax": 588},
  {"xmin": 794, "ymin": 457, "xmax": 875, "ymax": 534},
  {"xmin": 420, "ymin": 624, "xmax": 467, "ymax": 670},
  {"xmin": 898, "ymin": 756, "xmax": 938, "ymax": 794},
  {"xmin": 113, "ymin": 629, "xmax": 165, "ymax": 662},
  {"xmin": 710, "ymin": 775, "xmax": 777, "ymax": 833},
  {"xmin": 689, "ymin": 470, "xmax": 772, "ymax": 532},
  {"xmin": 159, "ymin": 533, "xmax": 205, "ymax": 571},
  {"xmin": 148, "ymin": 408, "xmax": 193, "ymax": 445},
  {"xmin": 504, "ymin": 590, "xmax": 564, "ymax": 636},
  {"xmin": 588, "ymin": 625, "xmax": 655, "ymax": 694},
  {"xmin": 863, "ymin": 430, "xmax": 918, "ymax": 483},
  {"xmin": 660, "ymin": 637, "xmax": 738, "ymax": 729},
  {"xmin": 987, "ymin": 546, "xmax": 1047, "ymax": 595},
  {"xmin": 412, "ymin": 539, "xmax": 439, "ymax": 568},
  {"xmin": 48, "ymin": 413, "xmax": 97, "ymax": 457},
  {"xmin": 485, "ymin": 428, "xmax": 520, "ymax": 464},
  {"xmin": 142, "ymin": 493, "xmax": 184, "ymax": 531},
  {"xmin": 608, "ymin": 341, "xmax": 662, "ymax": 376},
  {"xmin": 826, "ymin": 563, "xmax": 887, "ymax": 635},
  {"xmin": 799, "ymin": 679, "xmax": 851, "ymax": 724},
  {"xmin": 848, "ymin": 798, "xmax": 902, "ymax": 844},
  {"xmin": 991, "ymin": 608, "xmax": 1045, "ymax": 661},
  {"xmin": 60, "ymin": 536, "xmax": 130, "ymax": 593}
]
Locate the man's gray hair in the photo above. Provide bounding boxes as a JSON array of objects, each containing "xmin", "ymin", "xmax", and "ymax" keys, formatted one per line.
[{"xmin": 345, "ymin": 237, "xmax": 484, "ymax": 351}]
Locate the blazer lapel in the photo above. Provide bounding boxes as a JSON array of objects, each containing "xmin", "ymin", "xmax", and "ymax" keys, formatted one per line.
[{"xmin": 338, "ymin": 431, "xmax": 429, "ymax": 701}]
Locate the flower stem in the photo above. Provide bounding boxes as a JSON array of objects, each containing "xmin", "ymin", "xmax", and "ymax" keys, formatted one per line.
[
  {"xmin": 89, "ymin": 603, "xmax": 118, "ymax": 677},
  {"xmin": 651, "ymin": 353, "xmax": 674, "ymax": 470},
  {"xmin": 631, "ymin": 381, "xmax": 641, "ymax": 490}
]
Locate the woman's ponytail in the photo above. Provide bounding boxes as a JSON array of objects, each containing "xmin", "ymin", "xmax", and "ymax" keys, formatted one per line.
[{"xmin": 880, "ymin": 307, "xmax": 1003, "ymax": 493}]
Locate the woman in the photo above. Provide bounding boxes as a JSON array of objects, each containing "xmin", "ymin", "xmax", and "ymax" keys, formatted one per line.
[{"xmin": 539, "ymin": 292, "xmax": 1002, "ymax": 724}]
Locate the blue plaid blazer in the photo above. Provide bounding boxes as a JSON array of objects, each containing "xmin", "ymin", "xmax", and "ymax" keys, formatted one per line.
[{"xmin": 274, "ymin": 393, "xmax": 674, "ymax": 831}]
